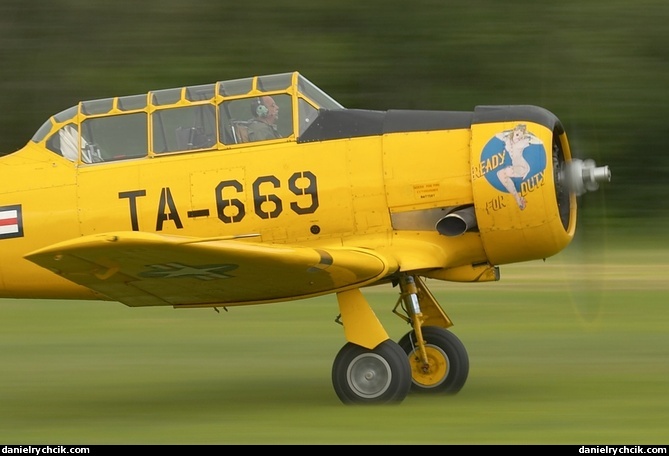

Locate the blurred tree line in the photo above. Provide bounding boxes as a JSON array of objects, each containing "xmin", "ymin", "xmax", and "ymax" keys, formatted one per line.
[{"xmin": 1, "ymin": 0, "xmax": 667, "ymax": 223}]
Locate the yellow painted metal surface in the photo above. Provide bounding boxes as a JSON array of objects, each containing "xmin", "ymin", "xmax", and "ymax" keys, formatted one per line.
[
  {"xmin": 383, "ymin": 129, "xmax": 473, "ymax": 211},
  {"xmin": 470, "ymin": 120, "xmax": 572, "ymax": 265},
  {"xmin": 336, "ymin": 288, "xmax": 389, "ymax": 349},
  {"xmin": 25, "ymin": 231, "xmax": 397, "ymax": 307}
]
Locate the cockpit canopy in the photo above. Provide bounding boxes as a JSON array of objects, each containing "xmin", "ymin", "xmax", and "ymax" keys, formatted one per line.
[{"xmin": 30, "ymin": 72, "xmax": 344, "ymax": 163}]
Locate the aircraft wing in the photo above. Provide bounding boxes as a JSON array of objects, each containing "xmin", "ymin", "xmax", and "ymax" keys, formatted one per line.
[{"xmin": 24, "ymin": 231, "xmax": 399, "ymax": 307}]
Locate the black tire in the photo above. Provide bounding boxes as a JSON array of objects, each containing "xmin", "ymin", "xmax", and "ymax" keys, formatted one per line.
[
  {"xmin": 332, "ymin": 340, "xmax": 412, "ymax": 405},
  {"xmin": 398, "ymin": 326, "xmax": 469, "ymax": 394}
]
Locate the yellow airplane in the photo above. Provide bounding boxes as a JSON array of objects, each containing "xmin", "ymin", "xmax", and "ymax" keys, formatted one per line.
[{"xmin": 0, "ymin": 71, "xmax": 610, "ymax": 405}]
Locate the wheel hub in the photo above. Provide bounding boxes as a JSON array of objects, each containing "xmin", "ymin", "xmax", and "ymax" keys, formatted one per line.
[
  {"xmin": 347, "ymin": 353, "xmax": 392, "ymax": 399},
  {"xmin": 410, "ymin": 345, "xmax": 449, "ymax": 388}
]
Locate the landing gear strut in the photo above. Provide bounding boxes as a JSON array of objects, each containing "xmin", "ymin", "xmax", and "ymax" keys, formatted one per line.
[
  {"xmin": 395, "ymin": 275, "xmax": 469, "ymax": 394},
  {"xmin": 331, "ymin": 274, "xmax": 469, "ymax": 404}
]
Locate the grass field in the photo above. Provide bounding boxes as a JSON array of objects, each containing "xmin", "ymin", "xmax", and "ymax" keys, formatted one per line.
[{"xmin": 1, "ymin": 245, "xmax": 668, "ymax": 444}]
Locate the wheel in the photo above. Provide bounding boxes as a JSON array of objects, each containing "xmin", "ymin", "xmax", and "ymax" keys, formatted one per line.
[
  {"xmin": 398, "ymin": 326, "xmax": 469, "ymax": 394},
  {"xmin": 332, "ymin": 340, "xmax": 412, "ymax": 405}
]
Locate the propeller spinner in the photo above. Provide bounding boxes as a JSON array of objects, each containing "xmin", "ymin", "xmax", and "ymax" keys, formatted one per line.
[{"xmin": 560, "ymin": 158, "xmax": 611, "ymax": 196}]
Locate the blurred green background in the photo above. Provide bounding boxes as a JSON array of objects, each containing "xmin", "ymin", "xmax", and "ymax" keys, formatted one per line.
[{"xmin": 1, "ymin": 0, "xmax": 668, "ymax": 445}]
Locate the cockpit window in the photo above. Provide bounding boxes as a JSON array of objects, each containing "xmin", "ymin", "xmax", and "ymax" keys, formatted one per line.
[
  {"xmin": 46, "ymin": 123, "xmax": 79, "ymax": 161},
  {"xmin": 297, "ymin": 74, "xmax": 344, "ymax": 109},
  {"xmin": 152, "ymin": 105, "xmax": 217, "ymax": 153},
  {"xmin": 298, "ymin": 99, "xmax": 319, "ymax": 137},
  {"xmin": 32, "ymin": 106, "xmax": 78, "ymax": 144},
  {"xmin": 34, "ymin": 72, "xmax": 345, "ymax": 161},
  {"xmin": 81, "ymin": 113, "xmax": 147, "ymax": 162},
  {"xmin": 220, "ymin": 94, "xmax": 293, "ymax": 145}
]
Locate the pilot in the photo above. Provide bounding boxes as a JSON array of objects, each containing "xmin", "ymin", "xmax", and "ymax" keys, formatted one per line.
[{"xmin": 247, "ymin": 96, "xmax": 281, "ymax": 141}]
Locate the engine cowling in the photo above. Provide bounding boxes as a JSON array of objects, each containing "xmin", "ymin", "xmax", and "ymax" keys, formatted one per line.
[{"xmin": 469, "ymin": 105, "xmax": 610, "ymax": 265}]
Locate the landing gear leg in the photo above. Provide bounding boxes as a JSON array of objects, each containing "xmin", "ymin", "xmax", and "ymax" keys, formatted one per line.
[
  {"xmin": 395, "ymin": 275, "xmax": 469, "ymax": 394},
  {"xmin": 331, "ymin": 288, "xmax": 412, "ymax": 404}
]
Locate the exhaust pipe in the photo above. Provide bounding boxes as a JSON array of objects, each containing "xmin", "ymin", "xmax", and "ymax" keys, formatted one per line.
[{"xmin": 436, "ymin": 206, "xmax": 477, "ymax": 237}]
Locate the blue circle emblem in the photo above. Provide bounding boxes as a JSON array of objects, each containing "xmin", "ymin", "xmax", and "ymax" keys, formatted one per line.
[{"xmin": 481, "ymin": 131, "xmax": 547, "ymax": 193}]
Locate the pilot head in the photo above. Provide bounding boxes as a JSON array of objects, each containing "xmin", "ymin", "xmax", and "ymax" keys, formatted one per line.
[{"xmin": 251, "ymin": 96, "xmax": 279, "ymax": 123}]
